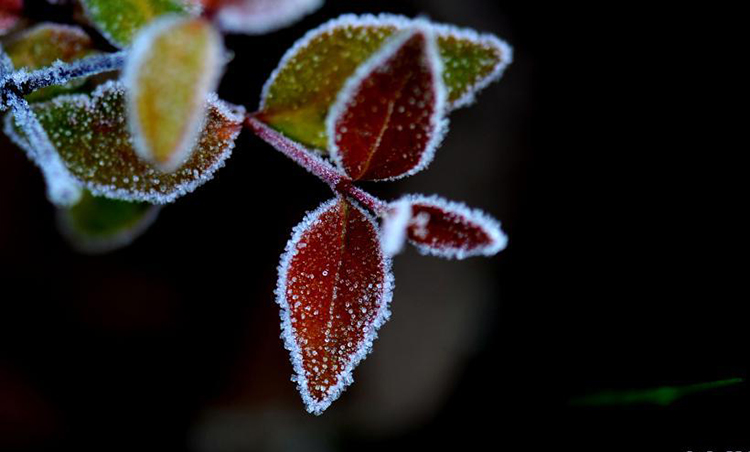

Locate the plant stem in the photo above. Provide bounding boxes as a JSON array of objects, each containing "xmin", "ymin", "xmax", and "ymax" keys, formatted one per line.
[
  {"xmin": 5, "ymin": 93, "xmax": 82, "ymax": 206},
  {"xmin": 245, "ymin": 115, "xmax": 388, "ymax": 215},
  {"xmin": 1, "ymin": 51, "xmax": 126, "ymax": 100}
]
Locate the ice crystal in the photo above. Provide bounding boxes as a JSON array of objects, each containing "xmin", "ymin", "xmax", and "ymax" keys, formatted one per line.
[
  {"xmin": 4, "ymin": 92, "xmax": 83, "ymax": 205},
  {"xmin": 3, "ymin": 23, "xmax": 97, "ymax": 102}
]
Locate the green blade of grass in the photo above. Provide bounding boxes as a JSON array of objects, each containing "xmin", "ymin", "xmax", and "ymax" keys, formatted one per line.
[{"xmin": 570, "ymin": 377, "xmax": 744, "ymax": 407}]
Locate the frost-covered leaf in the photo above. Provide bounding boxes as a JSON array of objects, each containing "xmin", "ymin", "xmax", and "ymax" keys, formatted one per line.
[
  {"xmin": 0, "ymin": 0, "xmax": 22, "ymax": 36},
  {"xmin": 0, "ymin": 46, "xmax": 13, "ymax": 75},
  {"xmin": 258, "ymin": 13, "xmax": 512, "ymax": 150},
  {"xmin": 4, "ymin": 23, "xmax": 97, "ymax": 102},
  {"xmin": 58, "ymin": 190, "xmax": 160, "ymax": 254},
  {"xmin": 382, "ymin": 195, "xmax": 508, "ymax": 259},
  {"xmin": 80, "ymin": 0, "xmax": 199, "ymax": 48},
  {"xmin": 205, "ymin": 0, "xmax": 322, "ymax": 35},
  {"xmin": 277, "ymin": 197, "xmax": 393, "ymax": 415},
  {"xmin": 4, "ymin": 23, "xmax": 94, "ymax": 69},
  {"xmin": 3, "ymin": 81, "xmax": 245, "ymax": 204},
  {"xmin": 327, "ymin": 28, "xmax": 446, "ymax": 181},
  {"xmin": 124, "ymin": 16, "xmax": 223, "ymax": 172},
  {"xmin": 4, "ymin": 92, "xmax": 83, "ymax": 205}
]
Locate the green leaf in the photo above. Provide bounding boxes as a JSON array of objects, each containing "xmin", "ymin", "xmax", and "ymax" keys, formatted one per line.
[
  {"xmin": 124, "ymin": 16, "xmax": 223, "ymax": 172},
  {"xmin": 258, "ymin": 14, "xmax": 512, "ymax": 151},
  {"xmin": 570, "ymin": 378, "xmax": 744, "ymax": 407},
  {"xmin": 58, "ymin": 190, "xmax": 160, "ymax": 254},
  {"xmin": 3, "ymin": 81, "xmax": 245, "ymax": 204},
  {"xmin": 80, "ymin": 0, "xmax": 199, "ymax": 48},
  {"xmin": 4, "ymin": 23, "xmax": 98, "ymax": 102}
]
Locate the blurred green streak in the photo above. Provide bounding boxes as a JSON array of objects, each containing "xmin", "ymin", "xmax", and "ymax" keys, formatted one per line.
[{"xmin": 570, "ymin": 378, "xmax": 744, "ymax": 407}]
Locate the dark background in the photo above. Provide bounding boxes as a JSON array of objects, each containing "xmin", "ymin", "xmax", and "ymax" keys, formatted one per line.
[{"xmin": 0, "ymin": 1, "xmax": 741, "ymax": 451}]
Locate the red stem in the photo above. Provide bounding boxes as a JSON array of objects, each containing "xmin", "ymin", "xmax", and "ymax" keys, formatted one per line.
[{"xmin": 245, "ymin": 115, "xmax": 388, "ymax": 215}]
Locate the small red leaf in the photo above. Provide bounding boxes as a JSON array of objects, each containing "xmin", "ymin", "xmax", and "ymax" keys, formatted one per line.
[
  {"xmin": 0, "ymin": 0, "xmax": 22, "ymax": 35},
  {"xmin": 382, "ymin": 195, "xmax": 508, "ymax": 259},
  {"xmin": 203, "ymin": 0, "xmax": 323, "ymax": 35},
  {"xmin": 277, "ymin": 197, "xmax": 393, "ymax": 414},
  {"xmin": 327, "ymin": 27, "xmax": 447, "ymax": 181}
]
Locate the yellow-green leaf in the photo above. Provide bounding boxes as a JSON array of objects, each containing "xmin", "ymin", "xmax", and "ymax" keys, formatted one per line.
[
  {"xmin": 3, "ymin": 81, "xmax": 245, "ymax": 204},
  {"xmin": 4, "ymin": 23, "xmax": 97, "ymax": 102},
  {"xmin": 124, "ymin": 16, "xmax": 223, "ymax": 172},
  {"xmin": 258, "ymin": 14, "xmax": 512, "ymax": 151},
  {"xmin": 80, "ymin": 0, "xmax": 199, "ymax": 48},
  {"xmin": 58, "ymin": 190, "xmax": 160, "ymax": 254}
]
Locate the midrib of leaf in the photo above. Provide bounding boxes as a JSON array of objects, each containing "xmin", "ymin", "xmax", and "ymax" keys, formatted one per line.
[
  {"xmin": 325, "ymin": 200, "xmax": 350, "ymax": 352},
  {"xmin": 356, "ymin": 97, "xmax": 396, "ymax": 180}
]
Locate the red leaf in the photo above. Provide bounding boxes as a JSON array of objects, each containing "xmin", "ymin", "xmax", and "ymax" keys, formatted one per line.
[
  {"xmin": 197, "ymin": 0, "xmax": 322, "ymax": 34},
  {"xmin": 382, "ymin": 195, "xmax": 508, "ymax": 259},
  {"xmin": 276, "ymin": 197, "xmax": 393, "ymax": 414},
  {"xmin": 0, "ymin": 0, "xmax": 22, "ymax": 35},
  {"xmin": 327, "ymin": 27, "xmax": 447, "ymax": 181}
]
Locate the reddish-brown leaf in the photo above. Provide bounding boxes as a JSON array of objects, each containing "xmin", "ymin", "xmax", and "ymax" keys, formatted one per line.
[
  {"xmin": 327, "ymin": 27, "xmax": 447, "ymax": 181},
  {"xmin": 382, "ymin": 195, "xmax": 508, "ymax": 259},
  {"xmin": 276, "ymin": 197, "xmax": 393, "ymax": 414},
  {"xmin": 200, "ymin": 0, "xmax": 323, "ymax": 35},
  {"xmin": 0, "ymin": 0, "xmax": 22, "ymax": 35}
]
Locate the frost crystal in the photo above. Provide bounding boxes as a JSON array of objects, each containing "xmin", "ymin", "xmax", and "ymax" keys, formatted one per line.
[
  {"xmin": 3, "ymin": 81, "xmax": 245, "ymax": 204},
  {"xmin": 327, "ymin": 26, "xmax": 448, "ymax": 181},
  {"xmin": 380, "ymin": 199, "xmax": 412, "ymax": 256},
  {"xmin": 276, "ymin": 197, "xmax": 394, "ymax": 414},
  {"xmin": 0, "ymin": 44, "xmax": 14, "ymax": 77},
  {"xmin": 3, "ymin": 23, "xmax": 97, "ymax": 102},
  {"xmin": 4, "ymin": 93, "xmax": 82, "ymax": 206}
]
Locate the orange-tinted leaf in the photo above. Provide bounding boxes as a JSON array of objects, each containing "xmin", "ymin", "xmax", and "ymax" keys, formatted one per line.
[
  {"xmin": 3, "ymin": 23, "xmax": 97, "ymax": 102},
  {"xmin": 277, "ymin": 197, "xmax": 393, "ymax": 414},
  {"xmin": 327, "ymin": 28, "xmax": 447, "ymax": 181},
  {"xmin": 382, "ymin": 195, "xmax": 508, "ymax": 259},
  {"xmin": 124, "ymin": 16, "xmax": 224, "ymax": 172},
  {"xmin": 3, "ymin": 81, "xmax": 245, "ymax": 204}
]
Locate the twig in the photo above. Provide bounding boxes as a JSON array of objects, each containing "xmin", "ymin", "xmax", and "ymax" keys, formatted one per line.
[{"xmin": 245, "ymin": 114, "xmax": 388, "ymax": 215}]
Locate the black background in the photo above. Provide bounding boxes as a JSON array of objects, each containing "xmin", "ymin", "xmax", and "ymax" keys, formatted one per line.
[{"xmin": 1, "ymin": 1, "xmax": 742, "ymax": 451}]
